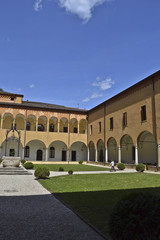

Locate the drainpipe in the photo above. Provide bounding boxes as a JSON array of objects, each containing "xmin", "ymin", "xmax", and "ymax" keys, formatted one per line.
[
  {"xmin": 23, "ymin": 109, "xmax": 27, "ymax": 160},
  {"xmin": 104, "ymin": 103, "xmax": 106, "ymax": 165},
  {"xmin": 86, "ymin": 113, "xmax": 89, "ymax": 162},
  {"xmin": 152, "ymin": 77, "xmax": 158, "ymax": 168}
]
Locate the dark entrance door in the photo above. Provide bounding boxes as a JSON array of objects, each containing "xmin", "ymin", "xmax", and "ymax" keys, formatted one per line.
[
  {"xmin": 62, "ymin": 151, "xmax": 66, "ymax": 161},
  {"xmin": 100, "ymin": 149, "xmax": 103, "ymax": 162},
  {"xmin": 37, "ymin": 150, "xmax": 42, "ymax": 161},
  {"xmin": 72, "ymin": 151, "xmax": 76, "ymax": 161}
]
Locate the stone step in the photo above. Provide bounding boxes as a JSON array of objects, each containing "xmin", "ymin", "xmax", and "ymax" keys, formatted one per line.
[{"xmin": 0, "ymin": 166, "xmax": 32, "ymax": 175}]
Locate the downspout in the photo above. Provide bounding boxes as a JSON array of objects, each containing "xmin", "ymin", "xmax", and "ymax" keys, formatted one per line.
[
  {"xmin": 152, "ymin": 77, "xmax": 158, "ymax": 168},
  {"xmin": 23, "ymin": 109, "xmax": 27, "ymax": 160},
  {"xmin": 87, "ymin": 113, "xmax": 89, "ymax": 162},
  {"xmin": 68, "ymin": 113, "xmax": 70, "ymax": 163}
]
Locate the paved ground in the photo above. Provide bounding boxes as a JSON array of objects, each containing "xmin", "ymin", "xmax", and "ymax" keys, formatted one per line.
[{"xmin": 0, "ymin": 174, "xmax": 106, "ymax": 240}]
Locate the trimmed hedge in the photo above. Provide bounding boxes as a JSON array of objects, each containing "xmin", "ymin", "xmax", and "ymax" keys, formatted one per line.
[
  {"xmin": 34, "ymin": 167, "xmax": 50, "ymax": 179},
  {"xmin": 59, "ymin": 167, "xmax": 64, "ymax": 171},
  {"xmin": 21, "ymin": 159, "xmax": 26, "ymax": 165},
  {"xmin": 109, "ymin": 193, "xmax": 160, "ymax": 240},
  {"xmin": 24, "ymin": 162, "xmax": 34, "ymax": 169},
  {"xmin": 117, "ymin": 163, "xmax": 125, "ymax": 170},
  {"xmin": 79, "ymin": 160, "xmax": 83, "ymax": 164},
  {"xmin": 136, "ymin": 163, "xmax": 145, "ymax": 172},
  {"xmin": 0, "ymin": 158, "xmax": 3, "ymax": 164},
  {"xmin": 68, "ymin": 170, "xmax": 73, "ymax": 175}
]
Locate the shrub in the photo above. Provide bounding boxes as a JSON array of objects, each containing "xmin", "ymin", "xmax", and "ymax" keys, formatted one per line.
[
  {"xmin": 136, "ymin": 163, "xmax": 145, "ymax": 172},
  {"xmin": 109, "ymin": 193, "xmax": 160, "ymax": 240},
  {"xmin": 117, "ymin": 163, "xmax": 125, "ymax": 170},
  {"xmin": 68, "ymin": 170, "xmax": 73, "ymax": 175},
  {"xmin": 79, "ymin": 160, "xmax": 83, "ymax": 164},
  {"xmin": 21, "ymin": 159, "xmax": 26, "ymax": 165},
  {"xmin": 24, "ymin": 162, "xmax": 34, "ymax": 169},
  {"xmin": 34, "ymin": 167, "xmax": 50, "ymax": 179},
  {"xmin": 0, "ymin": 158, "xmax": 3, "ymax": 164},
  {"xmin": 59, "ymin": 167, "xmax": 64, "ymax": 171}
]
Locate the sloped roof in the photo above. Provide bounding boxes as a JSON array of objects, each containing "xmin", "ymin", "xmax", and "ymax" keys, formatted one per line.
[{"xmin": 0, "ymin": 89, "xmax": 23, "ymax": 97}]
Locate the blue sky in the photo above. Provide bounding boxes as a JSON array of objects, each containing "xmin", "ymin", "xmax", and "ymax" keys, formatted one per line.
[{"xmin": 0, "ymin": 0, "xmax": 160, "ymax": 110}]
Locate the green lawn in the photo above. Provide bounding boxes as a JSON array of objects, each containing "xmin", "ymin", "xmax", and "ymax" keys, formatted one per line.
[
  {"xmin": 34, "ymin": 164, "xmax": 109, "ymax": 171},
  {"xmin": 39, "ymin": 173, "xmax": 160, "ymax": 238}
]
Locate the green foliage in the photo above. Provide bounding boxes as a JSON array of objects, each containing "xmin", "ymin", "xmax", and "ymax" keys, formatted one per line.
[
  {"xmin": 0, "ymin": 88, "xmax": 3, "ymax": 91},
  {"xmin": 136, "ymin": 163, "xmax": 145, "ymax": 172},
  {"xmin": 21, "ymin": 159, "xmax": 26, "ymax": 165},
  {"xmin": 109, "ymin": 193, "xmax": 160, "ymax": 240},
  {"xmin": 24, "ymin": 161, "xmax": 34, "ymax": 169},
  {"xmin": 117, "ymin": 163, "xmax": 125, "ymax": 170},
  {"xmin": 79, "ymin": 160, "xmax": 83, "ymax": 164},
  {"xmin": 68, "ymin": 170, "xmax": 73, "ymax": 175},
  {"xmin": 0, "ymin": 158, "xmax": 3, "ymax": 164},
  {"xmin": 34, "ymin": 167, "xmax": 50, "ymax": 179},
  {"xmin": 59, "ymin": 167, "xmax": 64, "ymax": 171}
]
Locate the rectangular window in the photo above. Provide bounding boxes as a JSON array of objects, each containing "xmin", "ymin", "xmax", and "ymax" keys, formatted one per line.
[
  {"xmin": 99, "ymin": 122, "xmax": 101, "ymax": 133},
  {"xmin": 141, "ymin": 105, "xmax": 147, "ymax": 121},
  {"xmin": 90, "ymin": 125, "xmax": 92, "ymax": 135},
  {"xmin": 63, "ymin": 127, "xmax": 68, "ymax": 132},
  {"xmin": 123, "ymin": 112, "xmax": 127, "ymax": 128},
  {"xmin": 73, "ymin": 127, "xmax": 78, "ymax": 133},
  {"xmin": 9, "ymin": 149, "xmax": 15, "ymax": 157},
  {"xmin": 110, "ymin": 117, "xmax": 113, "ymax": 130}
]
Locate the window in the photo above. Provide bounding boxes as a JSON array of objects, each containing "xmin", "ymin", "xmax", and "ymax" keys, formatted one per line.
[
  {"xmin": 99, "ymin": 122, "xmax": 101, "ymax": 133},
  {"xmin": 141, "ymin": 105, "xmax": 147, "ymax": 121},
  {"xmin": 50, "ymin": 147, "xmax": 55, "ymax": 158},
  {"xmin": 10, "ymin": 97, "xmax": 14, "ymax": 101},
  {"xmin": 26, "ymin": 122, "xmax": 30, "ymax": 131},
  {"xmin": 24, "ymin": 146, "xmax": 30, "ymax": 158},
  {"xmin": 9, "ymin": 149, "xmax": 15, "ymax": 157},
  {"xmin": 110, "ymin": 117, "xmax": 113, "ymax": 130},
  {"xmin": 38, "ymin": 124, "xmax": 44, "ymax": 131},
  {"xmin": 123, "ymin": 112, "xmax": 127, "ymax": 128},
  {"xmin": 73, "ymin": 127, "xmax": 78, "ymax": 133},
  {"xmin": 63, "ymin": 127, "xmax": 68, "ymax": 133},
  {"xmin": 49, "ymin": 124, "xmax": 54, "ymax": 132},
  {"xmin": 90, "ymin": 125, "xmax": 92, "ymax": 135}
]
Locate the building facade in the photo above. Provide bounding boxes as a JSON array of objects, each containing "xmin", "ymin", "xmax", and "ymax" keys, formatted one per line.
[{"xmin": 0, "ymin": 70, "xmax": 160, "ymax": 166}]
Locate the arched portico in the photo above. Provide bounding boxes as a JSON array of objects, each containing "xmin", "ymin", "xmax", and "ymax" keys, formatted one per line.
[
  {"xmin": 97, "ymin": 139, "xmax": 105, "ymax": 162},
  {"xmin": 48, "ymin": 141, "xmax": 67, "ymax": 161},
  {"xmin": 121, "ymin": 135, "xmax": 134, "ymax": 164},
  {"xmin": 107, "ymin": 137, "xmax": 118, "ymax": 163},
  {"xmin": 70, "ymin": 141, "xmax": 87, "ymax": 161},
  {"xmin": 89, "ymin": 141, "xmax": 95, "ymax": 161},
  {"xmin": 2, "ymin": 113, "xmax": 14, "ymax": 129},
  {"xmin": 138, "ymin": 131, "xmax": 156, "ymax": 165},
  {"xmin": 25, "ymin": 140, "xmax": 46, "ymax": 161},
  {"xmin": 15, "ymin": 114, "xmax": 25, "ymax": 130}
]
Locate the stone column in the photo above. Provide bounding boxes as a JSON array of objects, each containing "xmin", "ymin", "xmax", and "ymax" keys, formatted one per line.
[
  {"xmin": 95, "ymin": 148, "xmax": 98, "ymax": 162},
  {"xmin": 135, "ymin": 145, "xmax": 138, "ymax": 165},
  {"xmin": 0, "ymin": 146, "xmax": 2, "ymax": 158},
  {"xmin": 45, "ymin": 148, "xmax": 49, "ymax": 161},
  {"xmin": 87, "ymin": 148, "xmax": 90, "ymax": 162},
  {"xmin": 22, "ymin": 147, "xmax": 25, "ymax": 160},
  {"xmin": 47, "ymin": 119, "xmax": 49, "ymax": 132},
  {"xmin": 105, "ymin": 147, "xmax": 108, "ymax": 163},
  {"xmin": 67, "ymin": 149, "xmax": 70, "ymax": 162},
  {"xmin": 58, "ymin": 121, "xmax": 60, "ymax": 132},
  {"xmin": 157, "ymin": 144, "xmax": 160, "ymax": 167},
  {"xmin": 118, "ymin": 146, "xmax": 121, "ymax": 163},
  {"xmin": 1, "ymin": 118, "xmax": 3, "ymax": 129},
  {"xmin": 78, "ymin": 121, "xmax": 80, "ymax": 134},
  {"xmin": 36, "ymin": 120, "xmax": 38, "ymax": 131}
]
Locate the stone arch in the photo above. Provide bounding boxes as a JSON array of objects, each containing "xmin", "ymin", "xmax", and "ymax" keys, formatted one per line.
[
  {"xmin": 48, "ymin": 141, "xmax": 67, "ymax": 161},
  {"xmin": 26, "ymin": 140, "xmax": 46, "ymax": 161},
  {"xmin": 38, "ymin": 116, "xmax": 47, "ymax": 132},
  {"xmin": 15, "ymin": 114, "xmax": 25, "ymax": 130},
  {"xmin": 107, "ymin": 137, "xmax": 118, "ymax": 163},
  {"xmin": 120, "ymin": 134, "xmax": 134, "ymax": 164},
  {"xmin": 97, "ymin": 139, "xmax": 105, "ymax": 162},
  {"xmin": 49, "ymin": 117, "xmax": 58, "ymax": 132},
  {"xmin": 89, "ymin": 141, "xmax": 95, "ymax": 162},
  {"xmin": 60, "ymin": 118, "xmax": 68, "ymax": 133},
  {"xmin": 79, "ymin": 119, "xmax": 87, "ymax": 134},
  {"xmin": 70, "ymin": 141, "xmax": 87, "ymax": 161},
  {"xmin": 70, "ymin": 118, "xmax": 78, "ymax": 133},
  {"xmin": 26, "ymin": 115, "xmax": 36, "ymax": 131},
  {"xmin": 2, "ymin": 113, "xmax": 14, "ymax": 129},
  {"xmin": 138, "ymin": 131, "xmax": 156, "ymax": 165}
]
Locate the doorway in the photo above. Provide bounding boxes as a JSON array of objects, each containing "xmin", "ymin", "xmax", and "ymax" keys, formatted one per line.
[
  {"xmin": 62, "ymin": 150, "xmax": 66, "ymax": 161},
  {"xmin": 72, "ymin": 151, "xmax": 76, "ymax": 161},
  {"xmin": 37, "ymin": 149, "xmax": 42, "ymax": 161}
]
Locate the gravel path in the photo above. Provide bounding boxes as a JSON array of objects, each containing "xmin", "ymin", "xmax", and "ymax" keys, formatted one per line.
[{"xmin": 0, "ymin": 174, "xmax": 105, "ymax": 240}]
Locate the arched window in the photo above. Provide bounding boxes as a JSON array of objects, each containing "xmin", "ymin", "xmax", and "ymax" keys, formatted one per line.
[
  {"xmin": 50, "ymin": 147, "xmax": 55, "ymax": 158},
  {"xmin": 26, "ymin": 122, "xmax": 30, "ymax": 131},
  {"xmin": 38, "ymin": 124, "xmax": 44, "ymax": 132},
  {"xmin": 24, "ymin": 146, "xmax": 30, "ymax": 158},
  {"xmin": 49, "ymin": 124, "xmax": 54, "ymax": 132}
]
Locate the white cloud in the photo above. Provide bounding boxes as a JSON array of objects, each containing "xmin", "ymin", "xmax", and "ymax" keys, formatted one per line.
[
  {"xmin": 92, "ymin": 77, "xmax": 114, "ymax": 90},
  {"xmin": 91, "ymin": 93, "xmax": 103, "ymax": 99},
  {"xmin": 58, "ymin": 0, "xmax": 110, "ymax": 22},
  {"xmin": 82, "ymin": 97, "xmax": 90, "ymax": 103},
  {"xmin": 34, "ymin": 0, "xmax": 43, "ymax": 11},
  {"xmin": 29, "ymin": 84, "xmax": 35, "ymax": 88}
]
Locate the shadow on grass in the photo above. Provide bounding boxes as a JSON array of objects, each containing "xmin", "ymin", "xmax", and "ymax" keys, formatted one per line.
[{"xmin": 54, "ymin": 187, "xmax": 160, "ymax": 238}]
